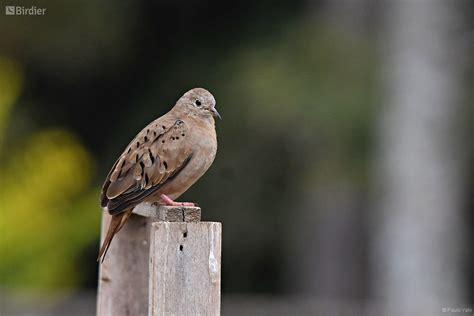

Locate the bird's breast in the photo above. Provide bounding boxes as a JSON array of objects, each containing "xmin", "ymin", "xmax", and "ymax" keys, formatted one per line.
[{"xmin": 156, "ymin": 123, "xmax": 217, "ymax": 200}]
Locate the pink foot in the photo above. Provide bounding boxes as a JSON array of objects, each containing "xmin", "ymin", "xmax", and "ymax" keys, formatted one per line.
[{"xmin": 160, "ymin": 194, "xmax": 195, "ymax": 207}]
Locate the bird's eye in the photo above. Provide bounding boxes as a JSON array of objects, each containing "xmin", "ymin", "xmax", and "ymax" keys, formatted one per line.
[{"xmin": 195, "ymin": 100, "xmax": 202, "ymax": 106}]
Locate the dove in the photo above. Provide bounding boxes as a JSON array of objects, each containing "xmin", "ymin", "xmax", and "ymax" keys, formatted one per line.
[{"xmin": 98, "ymin": 88, "xmax": 220, "ymax": 262}]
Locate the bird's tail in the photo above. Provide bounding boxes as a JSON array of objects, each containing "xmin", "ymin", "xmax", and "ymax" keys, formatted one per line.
[{"xmin": 97, "ymin": 209, "xmax": 133, "ymax": 263}]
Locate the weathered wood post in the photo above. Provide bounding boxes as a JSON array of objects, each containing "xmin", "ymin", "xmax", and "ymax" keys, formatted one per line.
[{"xmin": 97, "ymin": 203, "xmax": 222, "ymax": 316}]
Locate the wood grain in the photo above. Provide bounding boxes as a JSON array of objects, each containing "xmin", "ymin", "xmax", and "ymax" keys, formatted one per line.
[
  {"xmin": 133, "ymin": 202, "xmax": 201, "ymax": 222},
  {"xmin": 97, "ymin": 212, "xmax": 151, "ymax": 316},
  {"xmin": 149, "ymin": 222, "xmax": 222, "ymax": 316}
]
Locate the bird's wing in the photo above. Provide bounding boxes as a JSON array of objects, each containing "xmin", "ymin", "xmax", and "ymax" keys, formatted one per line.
[{"xmin": 101, "ymin": 117, "xmax": 193, "ymax": 215}]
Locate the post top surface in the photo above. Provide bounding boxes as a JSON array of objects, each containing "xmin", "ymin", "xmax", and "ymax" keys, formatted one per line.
[{"xmin": 133, "ymin": 202, "xmax": 201, "ymax": 222}]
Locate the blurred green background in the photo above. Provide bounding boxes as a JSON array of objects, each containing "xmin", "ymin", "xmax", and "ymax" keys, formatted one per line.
[{"xmin": 0, "ymin": 0, "xmax": 472, "ymax": 315}]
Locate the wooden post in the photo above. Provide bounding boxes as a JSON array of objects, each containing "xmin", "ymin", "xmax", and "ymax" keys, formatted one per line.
[{"xmin": 97, "ymin": 202, "xmax": 222, "ymax": 316}]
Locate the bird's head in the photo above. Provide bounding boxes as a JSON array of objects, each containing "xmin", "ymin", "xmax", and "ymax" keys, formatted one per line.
[{"xmin": 177, "ymin": 88, "xmax": 221, "ymax": 121}]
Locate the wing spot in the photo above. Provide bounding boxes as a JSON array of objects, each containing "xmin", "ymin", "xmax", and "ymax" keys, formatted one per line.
[
  {"xmin": 144, "ymin": 173, "xmax": 149, "ymax": 186},
  {"xmin": 176, "ymin": 137, "xmax": 180, "ymax": 140},
  {"xmin": 148, "ymin": 149, "xmax": 155, "ymax": 164},
  {"xmin": 136, "ymin": 141, "xmax": 140, "ymax": 148},
  {"xmin": 135, "ymin": 154, "xmax": 139, "ymax": 162},
  {"xmin": 162, "ymin": 125, "xmax": 166, "ymax": 129},
  {"xmin": 163, "ymin": 161, "xmax": 168, "ymax": 170},
  {"xmin": 162, "ymin": 140, "xmax": 165, "ymax": 143},
  {"xmin": 144, "ymin": 136, "xmax": 148, "ymax": 142},
  {"xmin": 182, "ymin": 133, "xmax": 185, "ymax": 137},
  {"xmin": 171, "ymin": 137, "xmax": 175, "ymax": 140}
]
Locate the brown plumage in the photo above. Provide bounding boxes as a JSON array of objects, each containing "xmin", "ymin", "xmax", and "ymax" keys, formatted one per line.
[{"xmin": 98, "ymin": 88, "xmax": 220, "ymax": 262}]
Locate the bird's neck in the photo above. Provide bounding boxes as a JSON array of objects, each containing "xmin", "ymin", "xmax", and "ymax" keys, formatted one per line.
[{"xmin": 185, "ymin": 112, "xmax": 215, "ymax": 129}]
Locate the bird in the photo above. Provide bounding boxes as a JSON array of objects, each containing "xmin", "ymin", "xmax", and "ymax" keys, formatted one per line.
[{"xmin": 98, "ymin": 87, "xmax": 220, "ymax": 262}]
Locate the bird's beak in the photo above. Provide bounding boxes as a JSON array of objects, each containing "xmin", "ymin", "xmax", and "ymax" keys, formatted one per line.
[{"xmin": 211, "ymin": 107, "xmax": 222, "ymax": 120}]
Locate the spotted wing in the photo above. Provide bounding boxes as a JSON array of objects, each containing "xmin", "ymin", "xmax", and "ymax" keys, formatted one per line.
[{"xmin": 101, "ymin": 118, "xmax": 192, "ymax": 215}]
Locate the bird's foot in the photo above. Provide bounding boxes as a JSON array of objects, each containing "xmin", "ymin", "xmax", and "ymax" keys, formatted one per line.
[{"xmin": 160, "ymin": 194, "xmax": 195, "ymax": 207}]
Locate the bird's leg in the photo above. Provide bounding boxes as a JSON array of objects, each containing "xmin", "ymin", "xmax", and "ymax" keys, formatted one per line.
[{"xmin": 160, "ymin": 194, "xmax": 195, "ymax": 207}]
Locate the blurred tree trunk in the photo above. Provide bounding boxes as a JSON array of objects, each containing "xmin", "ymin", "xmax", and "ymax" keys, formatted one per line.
[{"xmin": 373, "ymin": 0, "xmax": 469, "ymax": 314}]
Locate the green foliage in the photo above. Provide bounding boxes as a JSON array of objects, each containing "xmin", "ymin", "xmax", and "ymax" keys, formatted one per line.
[
  {"xmin": 222, "ymin": 19, "xmax": 376, "ymax": 186},
  {"xmin": 0, "ymin": 57, "xmax": 23, "ymax": 147},
  {"xmin": 0, "ymin": 59, "xmax": 100, "ymax": 291}
]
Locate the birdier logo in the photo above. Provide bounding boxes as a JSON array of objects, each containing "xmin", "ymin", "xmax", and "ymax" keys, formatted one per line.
[
  {"xmin": 5, "ymin": 6, "xmax": 14, "ymax": 15},
  {"xmin": 5, "ymin": 6, "xmax": 46, "ymax": 15}
]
